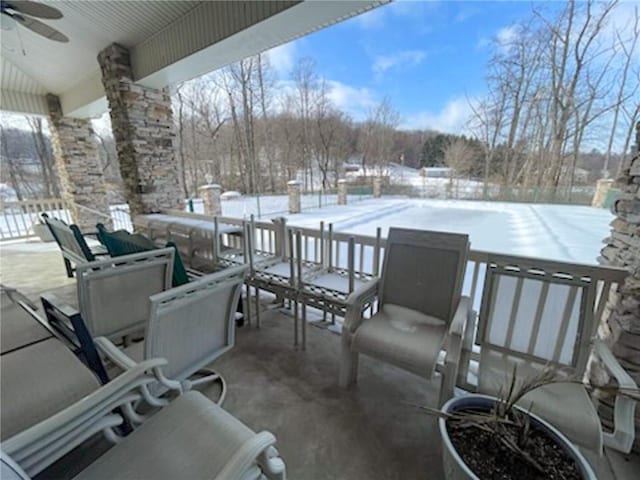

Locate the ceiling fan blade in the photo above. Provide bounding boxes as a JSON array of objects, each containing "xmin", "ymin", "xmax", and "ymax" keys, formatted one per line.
[
  {"xmin": 14, "ymin": 14, "xmax": 68, "ymax": 42},
  {"xmin": 7, "ymin": 1, "xmax": 62, "ymax": 19}
]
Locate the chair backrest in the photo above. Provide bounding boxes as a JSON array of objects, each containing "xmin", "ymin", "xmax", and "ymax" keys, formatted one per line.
[
  {"xmin": 477, "ymin": 254, "xmax": 598, "ymax": 389},
  {"xmin": 75, "ymin": 249, "xmax": 174, "ymax": 338},
  {"xmin": 378, "ymin": 228, "xmax": 469, "ymax": 324},
  {"xmin": 145, "ymin": 265, "xmax": 248, "ymax": 382},
  {"xmin": 41, "ymin": 214, "xmax": 94, "ymax": 262},
  {"xmin": 97, "ymin": 224, "xmax": 189, "ymax": 287}
]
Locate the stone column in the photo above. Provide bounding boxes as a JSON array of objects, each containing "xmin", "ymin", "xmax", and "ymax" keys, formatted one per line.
[
  {"xmin": 337, "ymin": 179, "xmax": 348, "ymax": 205},
  {"xmin": 98, "ymin": 43, "xmax": 182, "ymax": 216},
  {"xmin": 47, "ymin": 94, "xmax": 111, "ymax": 230},
  {"xmin": 199, "ymin": 184, "xmax": 222, "ymax": 216},
  {"xmin": 591, "ymin": 178, "xmax": 615, "ymax": 208},
  {"xmin": 287, "ymin": 180, "xmax": 301, "ymax": 214},
  {"xmin": 589, "ymin": 121, "xmax": 640, "ymax": 451},
  {"xmin": 373, "ymin": 177, "xmax": 382, "ymax": 198}
]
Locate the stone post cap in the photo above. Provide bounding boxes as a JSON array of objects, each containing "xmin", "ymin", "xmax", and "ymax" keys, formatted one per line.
[
  {"xmin": 199, "ymin": 184, "xmax": 222, "ymax": 190},
  {"xmin": 596, "ymin": 178, "xmax": 615, "ymax": 185},
  {"xmin": 287, "ymin": 180, "xmax": 302, "ymax": 186},
  {"xmin": 337, "ymin": 179, "xmax": 348, "ymax": 184}
]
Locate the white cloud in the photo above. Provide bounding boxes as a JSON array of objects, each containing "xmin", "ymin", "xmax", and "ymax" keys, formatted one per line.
[
  {"xmin": 270, "ymin": 78, "xmax": 377, "ymax": 120},
  {"xmin": 325, "ymin": 80, "xmax": 378, "ymax": 119},
  {"xmin": 266, "ymin": 41, "xmax": 297, "ymax": 77},
  {"xmin": 496, "ymin": 25, "xmax": 518, "ymax": 51},
  {"xmin": 400, "ymin": 97, "xmax": 475, "ymax": 134},
  {"xmin": 372, "ymin": 50, "xmax": 426, "ymax": 77}
]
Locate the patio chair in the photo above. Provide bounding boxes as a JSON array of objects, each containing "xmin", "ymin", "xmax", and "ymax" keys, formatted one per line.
[
  {"xmin": 1, "ymin": 285, "xmax": 52, "ymax": 355},
  {"xmin": 1, "ymin": 337, "xmax": 101, "ymax": 442},
  {"xmin": 96, "ymin": 223, "xmax": 190, "ymax": 287},
  {"xmin": 338, "ymin": 228, "xmax": 473, "ymax": 407},
  {"xmin": 42, "ymin": 249, "xmax": 175, "ymax": 383},
  {"xmin": 2, "ymin": 387, "xmax": 285, "ymax": 480},
  {"xmin": 94, "ymin": 265, "xmax": 249, "ymax": 404},
  {"xmin": 475, "ymin": 254, "xmax": 637, "ymax": 453},
  {"xmin": 41, "ymin": 214, "xmax": 108, "ymax": 278},
  {"xmin": 296, "ymin": 225, "xmax": 383, "ymax": 348}
]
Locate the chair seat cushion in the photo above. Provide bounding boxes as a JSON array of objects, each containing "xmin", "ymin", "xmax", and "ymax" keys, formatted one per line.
[
  {"xmin": 1, "ymin": 292, "xmax": 51, "ymax": 354},
  {"xmin": 352, "ymin": 304, "xmax": 447, "ymax": 378},
  {"xmin": 479, "ymin": 352, "xmax": 602, "ymax": 452},
  {"xmin": 73, "ymin": 391, "xmax": 255, "ymax": 480},
  {"xmin": 1, "ymin": 339, "xmax": 99, "ymax": 440}
]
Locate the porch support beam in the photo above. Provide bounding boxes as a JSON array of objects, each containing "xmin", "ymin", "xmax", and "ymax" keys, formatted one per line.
[
  {"xmin": 98, "ymin": 44, "xmax": 183, "ymax": 216},
  {"xmin": 46, "ymin": 94, "xmax": 110, "ymax": 230}
]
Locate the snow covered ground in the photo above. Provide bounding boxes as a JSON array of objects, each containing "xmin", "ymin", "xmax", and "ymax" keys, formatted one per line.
[
  {"xmin": 196, "ymin": 194, "xmax": 611, "ymax": 265},
  {"xmin": 2, "ymin": 195, "xmax": 612, "ymax": 266},
  {"xmin": 272, "ymin": 197, "xmax": 611, "ymax": 265}
]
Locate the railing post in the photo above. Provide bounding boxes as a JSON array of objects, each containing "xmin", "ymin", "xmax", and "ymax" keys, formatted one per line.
[
  {"xmin": 287, "ymin": 180, "xmax": 301, "ymax": 214},
  {"xmin": 337, "ymin": 179, "xmax": 348, "ymax": 205},
  {"xmin": 373, "ymin": 177, "xmax": 382, "ymax": 198},
  {"xmin": 198, "ymin": 184, "xmax": 222, "ymax": 216}
]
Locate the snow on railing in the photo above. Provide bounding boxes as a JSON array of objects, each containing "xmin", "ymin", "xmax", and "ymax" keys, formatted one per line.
[{"xmin": 0, "ymin": 198, "xmax": 72, "ymax": 240}]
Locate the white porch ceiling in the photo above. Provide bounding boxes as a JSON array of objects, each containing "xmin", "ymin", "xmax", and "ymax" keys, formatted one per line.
[{"xmin": 0, "ymin": 0, "xmax": 386, "ymax": 118}]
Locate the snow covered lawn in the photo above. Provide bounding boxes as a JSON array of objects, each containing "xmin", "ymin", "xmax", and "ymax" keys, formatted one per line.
[{"xmin": 279, "ymin": 198, "xmax": 612, "ymax": 266}]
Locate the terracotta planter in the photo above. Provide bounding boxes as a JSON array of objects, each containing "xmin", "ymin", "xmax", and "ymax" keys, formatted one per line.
[{"xmin": 439, "ymin": 394, "xmax": 596, "ymax": 480}]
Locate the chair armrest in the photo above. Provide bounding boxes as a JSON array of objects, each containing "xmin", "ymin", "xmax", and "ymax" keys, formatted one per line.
[
  {"xmin": 593, "ymin": 338, "xmax": 638, "ymax": 453},
  {"xmin": 343, "ymin": 278, "xmax": 379, "ymax": 333},
  {"xmin": 449, "ymin": 296, "xmax": 471, "ymax": 337},
  {"xmin": 3, "ymin": 358, "xmax": 169, "ymax": 473},
  {"xmin": 593, "ymin": 338, "xmax": 636, "ymax": 389},
  {"xmin": 94, "ymin": 336, "xmax": 138, "ymax": 370},
  {"xmin": 216, "ymin": 431, "xmax": 285, "ymax": 480},
  {"xmin": 95, "ymin": 337, "xmax": 183, "ymax": 399}
]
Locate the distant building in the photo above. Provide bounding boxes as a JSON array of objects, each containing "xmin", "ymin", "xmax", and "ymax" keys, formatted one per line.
[{"xmin": 420, "ymin": 167, "xmax": 452, "ymax": 178}]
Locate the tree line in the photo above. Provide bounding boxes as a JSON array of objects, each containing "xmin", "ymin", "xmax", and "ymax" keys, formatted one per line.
[{"xmin": 1, "ymin": 0, "xmax": 637, "ymax": 201}]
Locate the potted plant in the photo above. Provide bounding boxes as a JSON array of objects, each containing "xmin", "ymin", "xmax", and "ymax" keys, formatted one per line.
[{"xmin": 424, "ymin": 368, "xmax": 606, "ymax": 480}]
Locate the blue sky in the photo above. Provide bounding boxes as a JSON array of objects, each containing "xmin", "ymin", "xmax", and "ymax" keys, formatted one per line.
[{"xmin": 266, "ymin": 1, "xmax": 542, "ymax": 132}]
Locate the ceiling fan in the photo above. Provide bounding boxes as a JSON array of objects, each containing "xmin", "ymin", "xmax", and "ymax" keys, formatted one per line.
[{"xmin": 1, "ymin": 1, "xmax": 68, "ymax": 43}]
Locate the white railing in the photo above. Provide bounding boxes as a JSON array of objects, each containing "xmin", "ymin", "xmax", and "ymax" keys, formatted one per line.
[{"xmin": 0, "ymin": 198, "xmax": 72, "ymax": 240}]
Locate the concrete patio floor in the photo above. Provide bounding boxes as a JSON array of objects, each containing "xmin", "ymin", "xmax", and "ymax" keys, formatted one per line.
[{"xmin": 1, "ymin": 239, "xmax": 639, "ymax": 479}]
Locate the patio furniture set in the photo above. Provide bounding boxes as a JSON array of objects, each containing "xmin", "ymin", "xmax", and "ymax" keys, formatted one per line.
[{"xmin": 0, "ymin": 211, "xmax": 636, "ymax": 479}]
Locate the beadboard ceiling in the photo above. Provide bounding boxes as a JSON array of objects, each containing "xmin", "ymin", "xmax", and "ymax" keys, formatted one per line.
[{"xmin": 0, "ymin": 1, "xmax": 385, "ymax": 118}]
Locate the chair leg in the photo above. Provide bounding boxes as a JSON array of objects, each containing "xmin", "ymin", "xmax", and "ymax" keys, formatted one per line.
[
  {"xmin": 339, "ymin": 347, "xmax": 359, "ymax": 387},
  {"xmin": 293, "ymin": 300, "xmax": 299, "ymax": 346},
  {"xmin": 245, "ymin": 284, "xmax": 252, "ymax": 327},
  {"xmin": 255, "ymin": 286, "xmax": 261, "ymax": 328},
  {"xmin": 302, "ymin": 303, "xmax": 307, "ymax": 350},
  {"xmin": 63, "ymin": 257, "xmax": 73, "ymax": 278}
]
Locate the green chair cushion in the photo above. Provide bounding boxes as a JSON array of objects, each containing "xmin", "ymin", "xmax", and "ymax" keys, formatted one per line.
[{"xmin": 96, "ymin": 225, "xmax": 190, "ymax": 287}]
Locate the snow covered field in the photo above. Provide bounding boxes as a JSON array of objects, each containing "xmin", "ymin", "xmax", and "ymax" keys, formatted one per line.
[
  {"xmin": 282, "ymin": 198, "xmax": 612, "ymax": 265},
  {"xmin": 2, "ymin": 195, "xmax": 612, "ymax": 266},
  {"xmin": 211, "ymin": 196, "xmax": 610, "ymax": 266}
]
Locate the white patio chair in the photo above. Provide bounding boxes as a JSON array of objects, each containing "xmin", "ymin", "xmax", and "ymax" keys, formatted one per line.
[
  {"xmin": 1, "ymin": 358, "xmax": 285, "ymax": 480},
  {"xmin": 95, "ymin": 265, "xmax": 249, "ymax": 404},
  {"xmin": 339, "ymin": 227, "xmax": 473, "ymax": 407},
  {"xmin": 75, "ymin": 248, "xmax": 175, "ymax": 340},
  {"xmin": 1, "ymin": 338, "xmax": 101, "ymax": 442},
  {"xmin": 475, "ymin": 254, "xmax": 637, "ymax": 453}
]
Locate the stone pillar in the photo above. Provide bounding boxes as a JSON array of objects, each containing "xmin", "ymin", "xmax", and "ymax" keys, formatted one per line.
[
  {"xmin": 337, "ymin": 179, "xmax": 348, "ymax": 205},
  {"xmin": 199, "ymin": 184, "xmax": 222, "ymax": 216},
  {"xmin": 373, "ymin": 177, "xmax": 382, "ymax": 198},
  {"xmin": 287, "ymin": 180, "xmax": 301, "ymax": 214},
  {"xmin": 46, "ymin": 94, "xmax": 111, "ymax": 230},
  {"xmin": 591, "ymin": 178, "xmax": 615, "ymax": 208},
  {"xmin": 590, "ymin": 121, "xmax": 640, "ymax": 451},
  {"xmin": 98, "ymin": 43, "xmax": 182, "ymax": 216}
]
